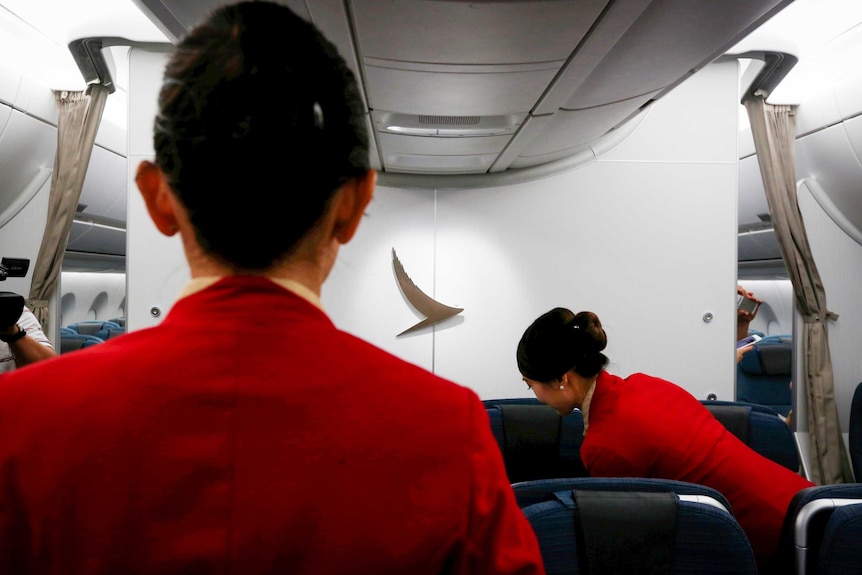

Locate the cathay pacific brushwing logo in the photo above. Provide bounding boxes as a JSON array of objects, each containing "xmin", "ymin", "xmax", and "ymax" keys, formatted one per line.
[{"xmin": 392, "ymin": 248, "xmax": 463, "ymax": 336}]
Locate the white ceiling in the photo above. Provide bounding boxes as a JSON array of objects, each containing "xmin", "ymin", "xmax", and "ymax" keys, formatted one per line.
[
  {"xmin": 1, "ymin": 0, "xmax": 860, "ymax": 100},
  {"xmin": 0, "ymin": 0, "xmax": 166, "ymax": 90},
  {"xmin": 730, "ymin": 0, "xmax": 862, "ymax": 103}
]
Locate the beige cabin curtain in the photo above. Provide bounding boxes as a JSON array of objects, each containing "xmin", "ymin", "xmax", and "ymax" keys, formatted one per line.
[
  {"xmin": 743, "ymin": 96, "xmax": 852, "ymax": 485},
  {"xmin": 27, "ymin": 86, "xmax": 109, "ymax": 332}
]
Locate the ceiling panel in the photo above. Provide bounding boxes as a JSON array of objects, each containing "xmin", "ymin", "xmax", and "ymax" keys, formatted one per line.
[{"xmin": 130, "ymin": 0, "xmax": 797, "ymax": 183}]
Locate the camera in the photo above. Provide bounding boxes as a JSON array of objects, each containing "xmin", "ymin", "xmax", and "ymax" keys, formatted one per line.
[
  {"xmin": 0, "ymin": 258, "xmax": 30, "ymax": 329},
  {"xmin": 0, "ymin": 292, "xmax": 24, "ymax": 329},
  {"xmin": 0, "ymin": 258, "xmax": 30, "ymax": 281}
]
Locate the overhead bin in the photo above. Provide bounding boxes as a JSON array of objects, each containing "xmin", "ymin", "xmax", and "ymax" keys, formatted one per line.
[{"xmin": 132, "ymin": 0, "xmax": 795, "ymax": 180}]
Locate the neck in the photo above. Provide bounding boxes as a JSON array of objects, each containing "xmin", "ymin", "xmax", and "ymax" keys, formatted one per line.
[
  {"xmin": 570, "ymin": 372, "xmax": 599, "ymax": 408},
  {"xmin": 182, "ymin": 229, "xmax": 338, "ymax": 299}
]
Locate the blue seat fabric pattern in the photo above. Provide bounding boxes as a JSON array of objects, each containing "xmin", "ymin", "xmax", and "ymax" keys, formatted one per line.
[
  {"xmin": 511, "ymin": 476, "xmax": 732, "ymax": 510},
  {"xmin": 484, "ymin": 397, "xmax": 800, "ymax": 482},
  {"xmin": 773, "ymin": 484, "xmax": 862, "ymax": 575},
  {"xmin": 66, "ymin": 320, "xmax": 122, "ymax": 341},
  {"xmin": 517, "ymin": 477, "xmax": 757, "ymax": 575},
  {"xmin": 816, "ymin": 502, "xmax": 862, "ymax": 575},
  {"xmin": 59, "ymin": 332, "xmax": 104, "ymax": 354},
  {"xmin": 701, "ymin": 399, "xmax": 800, "ymax": 473}
]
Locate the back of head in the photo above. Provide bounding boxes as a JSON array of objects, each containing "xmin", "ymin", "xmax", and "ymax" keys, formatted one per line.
[
  {"xmin": 517, "ymin": 307, "xmax": 608, "ymax": 381},
  {"xmin": 153, "ymin": 1, "xmax": 369, "ymax": 269}
]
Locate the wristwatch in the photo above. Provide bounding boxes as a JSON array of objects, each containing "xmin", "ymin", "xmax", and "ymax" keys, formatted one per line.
[{"xmin": 0, "ymin": 324, "xmax": 26, "ymax": 344}]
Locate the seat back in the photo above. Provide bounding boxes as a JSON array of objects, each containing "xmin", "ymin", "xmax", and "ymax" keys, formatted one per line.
[
  {"xmin": 701, "ymin": 399, "xmax": 801, "ymax": 473},
  {"xmin": 103, "ymin": 326, "xmax": 126, "ymax": 340},
  {"xmin": 66, "ymin": 320, "xmax": 122, "ymax": 341},
  {"xmin": 483, "ymin": 397, "xmax": 544, "ymax": 408},
  {"xmin": 849, "ymin": 382, "xmax": 862, "ymax": 482},
  {"xmin": 511, "ymin": 476, "xmax": 732, "ymax": 510},
  {"xmin": 774, "ymin": 484, "xmax": 862, "ymax": 575},
  {"xmin": 816, "ymin": 500, "xmax": 862, "ymax": 575},
  {"xmin": 59, "ymin": 332, "xmax": 104, "ymax": 353},
  {"xmin": 485, "ymin": 403, "xmax": 587, "ymax": 483},
  {"xmin": 516, "ymin": 477, "xmax": 757, "ymax": 575},
  {"xmin": 483, "ymin": 398, "xmax": 800, "ymax": 481},
  {"xmin": 736, "ymin": 334, "xmax": 793, "ymax": 416}
]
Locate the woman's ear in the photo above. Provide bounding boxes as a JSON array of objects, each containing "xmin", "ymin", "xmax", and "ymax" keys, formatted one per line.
[
  {"xmin": 135, "ymin": 160, "xmax": 180, "ymax": 236},
  {"xmin": 333, "ymin": 169, "xmax": 377, "ymax": 244},
  {"xmin": 557, "ymin": 373, "xmax": 568, "ymax": 390}
]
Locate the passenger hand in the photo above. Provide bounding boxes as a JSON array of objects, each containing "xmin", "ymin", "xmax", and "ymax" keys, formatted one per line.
[{"xmin": 737, "ymin": 286, "xmax": 762, "ymax": 322}]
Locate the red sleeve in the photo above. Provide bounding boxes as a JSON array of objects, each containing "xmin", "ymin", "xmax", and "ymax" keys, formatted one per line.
[{"xmin": 456, "ymin": 399, "xmax": 546, "ymax": 575}]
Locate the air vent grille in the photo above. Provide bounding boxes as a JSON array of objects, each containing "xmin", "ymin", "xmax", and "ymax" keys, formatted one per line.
[{"xmin": 418, "ymin": 115, "xmax": 481, "ymax": 126}]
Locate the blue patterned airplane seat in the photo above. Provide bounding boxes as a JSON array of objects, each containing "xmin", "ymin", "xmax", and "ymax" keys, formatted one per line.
[
  {"xmin": 66, "ymin": 320, "xmax": 122, "ymax": 341},
  {"xmin": 59, "ymin": 332, "xmax": 104, "ymax": 354},
  {"xmin": 483, "ymin": 397, "xmax": 801, "ymax": 482},
  {"xmin": 484, "ymin": 402, "xmax": 587, "ymax": 483},
  {"xmin": 700, "ymin": 399, "xmax": 801, "ymax": 473},
  {"xmin": 773, "ymin": 484, "xmax": 862, "ymax": 575},
  {"xmin": 816, "ymin": 500, "xmax": 862, "ymax": 575},
  {"xmin": 515, "ymin": 477, "xmax": 757, "ymax": 575}
]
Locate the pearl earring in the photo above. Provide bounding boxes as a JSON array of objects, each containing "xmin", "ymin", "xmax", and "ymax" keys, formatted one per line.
[{"xmin": 559, "ymin": 385, "xmax": 564, "ymax": 390}]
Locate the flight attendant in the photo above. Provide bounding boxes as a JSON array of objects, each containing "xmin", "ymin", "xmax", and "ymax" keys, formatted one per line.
[
  {"xmin": 0, "ymin": 3, "xmax": 544, "ymax": 574},
  {"xmin": 517, "ymin": 306, "xmax": 814, "ymax": 572}
]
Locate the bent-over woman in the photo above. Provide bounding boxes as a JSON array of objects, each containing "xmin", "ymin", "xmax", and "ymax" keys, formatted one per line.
[{"xmin": 517, "ymin": 307, "xmax": 814, "ymax": 573}]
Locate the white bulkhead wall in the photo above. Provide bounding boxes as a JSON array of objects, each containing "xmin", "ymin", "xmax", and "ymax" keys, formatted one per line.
[{"xmin": 126, "ymin": 49, "xmax": 739, "ymax": 401}]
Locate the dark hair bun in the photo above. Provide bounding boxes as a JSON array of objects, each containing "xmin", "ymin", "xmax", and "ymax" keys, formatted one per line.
[
  {"xmin": 517, "ymin": 307, "xmax": 609, "ymax": 382},
  {"xmin": 571, "ymin": 311, "xmax": 607, "ymax": 354}
]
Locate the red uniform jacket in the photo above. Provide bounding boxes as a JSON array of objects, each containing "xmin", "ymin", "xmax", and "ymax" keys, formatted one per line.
[
  {"xmin": 0, "ymin": 277, "xmax": 544, "ymax": 575},
  {"xmin": 581, "ymin": 370, "xmax": 814, "ymax": 568}
]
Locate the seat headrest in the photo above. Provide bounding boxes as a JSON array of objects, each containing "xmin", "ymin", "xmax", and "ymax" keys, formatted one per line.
[
  {"xmin": 704, "ymin": 404, "xmax": 751, "ymax": 443},
  {"xmin": 740, "ymin": 342, "xmax": 792, "ymax": 376},
  {"xmin": 498, "ymin": 404, "xmax": 562, "ymax": 482},
  {"xmin": 758, "ymin": 343, "xmax": 792, "ymax": 375},
  {"xmin": 573, "ymin": 489, "xmax": 678, "ymax": 574}
]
